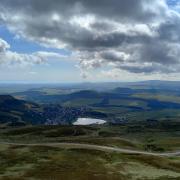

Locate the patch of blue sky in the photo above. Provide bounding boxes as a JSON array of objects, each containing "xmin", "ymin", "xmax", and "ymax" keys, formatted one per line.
[
  {"xmin": 0, "ymin": 25, "xmax": 71, "ymax": 56},
  {"xmin": 167, "ymin": 0, "xmax": 179, "ymax": 6}
]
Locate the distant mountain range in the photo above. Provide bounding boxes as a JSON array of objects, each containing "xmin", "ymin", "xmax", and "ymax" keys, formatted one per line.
[
  {"xmin": 1, "ymin": 80, "xmax": 180, "ymax": 94},
  {"xmin": 1, "ymin": 81, "xmax": 180, "ymax": 126}
]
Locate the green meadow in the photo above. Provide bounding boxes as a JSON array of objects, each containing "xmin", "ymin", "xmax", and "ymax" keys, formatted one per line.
[{"xmin": 0, "ymin": 125, "xmax": 179, "ymax": 180}]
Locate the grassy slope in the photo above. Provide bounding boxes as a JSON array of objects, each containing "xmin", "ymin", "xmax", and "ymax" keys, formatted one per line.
[
  {"xmin": 133, "ymin": 93, "xmax": 180, "ymax": 104},
  {"xmin": 0, "ymin": 125, "xmax": 180, "ymax": 179},
  {"xmin": 0, "ymin": 125, "xmax": 179, "ymax": 151},
  {"xmin": 0, "ymin": 144, "xmax": 180, "ymax": 180}
]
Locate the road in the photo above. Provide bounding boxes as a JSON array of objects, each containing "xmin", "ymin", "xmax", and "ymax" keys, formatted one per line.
[{"xmin": 0, "ymin": 142, "xmax": 180, "ymax": 157}]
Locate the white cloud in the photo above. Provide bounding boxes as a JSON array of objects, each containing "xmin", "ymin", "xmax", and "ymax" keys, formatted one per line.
[
  {"xmin": 0, "ymin": 38, "xmax": 68, "ymax": 67},
  {"xmin": 0, "ymin": 38, "xmax": 10, "ymax": 52}
]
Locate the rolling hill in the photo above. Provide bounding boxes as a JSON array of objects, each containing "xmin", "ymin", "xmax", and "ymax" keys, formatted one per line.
[{"xmin": 0, "ymin": 95, "xmax": 44, "ymax": 126}]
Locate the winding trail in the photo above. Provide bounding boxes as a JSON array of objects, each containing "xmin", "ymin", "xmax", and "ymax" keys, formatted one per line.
[{"xmin": 1, "ymin": 142, "xmax": 180, "ymax": 157}]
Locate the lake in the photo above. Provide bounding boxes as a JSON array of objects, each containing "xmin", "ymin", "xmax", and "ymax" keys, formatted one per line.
[{"xmin": 73, "ymin": 118, "xmax": 106, "ymax": 125}]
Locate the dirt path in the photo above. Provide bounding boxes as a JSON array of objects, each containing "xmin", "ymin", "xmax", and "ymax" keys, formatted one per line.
[{"xmin": 1, "ymin": 142, "xmax": 180, "ymax": 157}]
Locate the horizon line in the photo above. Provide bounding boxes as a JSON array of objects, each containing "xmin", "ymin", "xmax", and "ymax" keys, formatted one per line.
[{"xmin": 0, "ymin": 80, "xmax": 179, "ymax": 85}]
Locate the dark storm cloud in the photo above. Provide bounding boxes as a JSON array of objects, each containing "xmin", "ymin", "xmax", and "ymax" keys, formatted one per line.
[
  {"xmin": 0, "ymin": 0, "xmax": 180, "ymax": 74},
  {"xmin": 140, "ymin": 43, "xmax": 180, "ymax": 65},
  {"xmin": 158, "ymin": 16, "xmax": 180, "ymax": 42},
  {"xmin": 100, "ymin": 50, "xmax": 130, "ymax": 63},
  {"xmin": 119, "ymin": 64, "xmax": 177, "ymax": 74},
  {"xmin": 0, "ymin": 0, "xmax": 167, "ymax": 22}
]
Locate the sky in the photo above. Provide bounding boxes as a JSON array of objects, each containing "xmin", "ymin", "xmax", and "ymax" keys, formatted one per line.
[{"xmin": 0, "ymin": 0, "xmax": 180, "ymax": 83}]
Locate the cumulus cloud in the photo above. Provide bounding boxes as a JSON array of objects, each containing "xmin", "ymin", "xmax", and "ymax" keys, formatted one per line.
[
  {"xmin": 0, "ymin": 38, "xmax": 10, "ymax": 52},
  {"xmin": 0, "ymin": 38, "xmax": 66, "ymax": 67},
  {"xmin": 0, "ymin": 0, "xmax": 180, "ymax": 76}
]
